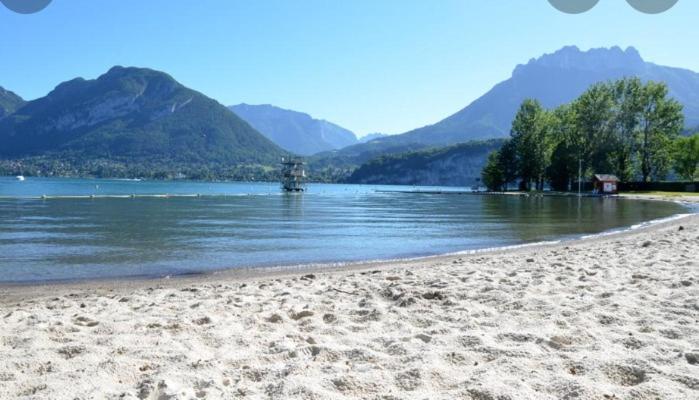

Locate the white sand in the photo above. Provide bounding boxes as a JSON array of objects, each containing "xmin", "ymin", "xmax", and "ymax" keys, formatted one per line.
[{"xmin": 1, "ymin": 212, "xmax": 698, "ymax": 399}]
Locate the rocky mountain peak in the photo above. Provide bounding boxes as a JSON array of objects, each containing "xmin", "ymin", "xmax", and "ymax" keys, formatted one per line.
[
  {"xmin": 0, "ymin": 85, "xmax": 25, "ymax": 119},
  {"xmin": 514, "ymin": 46, "xmax": 645, "ymax": 76}
]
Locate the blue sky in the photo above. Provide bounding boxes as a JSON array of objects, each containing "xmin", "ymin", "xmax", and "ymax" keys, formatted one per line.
[{"xmin": 1, "ymin": 0, "xmax": 697, "ymax": 136}]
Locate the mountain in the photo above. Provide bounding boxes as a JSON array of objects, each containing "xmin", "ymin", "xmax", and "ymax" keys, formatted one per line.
[
  {"xmin": 0, "ymin": 67, "xmax": 284, "ymax": 178},
  {"xmin": 314, "ymin": 45, "xmax": 699, "ymax": 183},
  {"xmin": 307, "ymin": 140, "xmax": 433, "ymax": 182},
  {"xmin": 337, "ymin": 46, "xmax": 699, "ymax": 153},
  {"xmin": 359, "ymin": 133, "xmax": 388, "ymax": 143},
  {"xmin": 411, "ymin": 46, "xmax": 699, "ymax": 142},
  {"xmin": 229, "ymin": 104, "xmax": 358, "ymax": 155},
  {"xmin": 346, "ymin": 139, "xmax": 505, "ymax": 186},
  {"xmin": 0, "ymin": 86, "xmax": 24, "ymax": 119}
]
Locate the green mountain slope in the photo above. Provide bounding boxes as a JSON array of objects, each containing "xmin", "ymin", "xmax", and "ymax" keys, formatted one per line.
[
  {"xmin": 345, "ymin": 140, "xmax": 505, "ymax": 186},
  {"xmin": 0, "ymin": 67, "xmax": 284, "ymax": 178},
  {"xmin": 307, "ymin": 140, "xmax": 433, "ymax": 182}
]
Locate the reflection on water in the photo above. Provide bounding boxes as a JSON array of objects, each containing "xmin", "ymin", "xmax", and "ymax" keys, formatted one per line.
[
  {"xmin": 0, "ymin": 178, "xmax": 687, "ymax": 283},
  {"xmin": 477, "ymin": 195, "xmax": 668, "ymax": 241}
]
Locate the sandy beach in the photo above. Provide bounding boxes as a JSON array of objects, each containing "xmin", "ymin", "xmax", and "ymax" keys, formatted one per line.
[{"xmin": 1, "ymin": 206, "xmax": 698, "ymax": 399}]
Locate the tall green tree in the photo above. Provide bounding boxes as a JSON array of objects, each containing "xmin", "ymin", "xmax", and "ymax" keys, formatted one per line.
[
  {"xmin": 673, "ymin": 134, "xmax": 699, "ymax": 180},
  {"xmin": 482, "ymin": 79, "xmax": 686, "ymax": 191},
  {"xmin": 482, "ymin": 151, "xmax": 506, "ymax": 191},
  {"xmin": 547, "ymin": 104, "xmax": 578, "ymax": 191},
  {"xmin": 510, "ymin": 99, "xmax": 550, "ymax": 190},
  {"xmin": 571, "ymin": 83, "xmax": 615, "ymax": 177},
  {"xmin": 637, "ymin": 82, "xmax": 684, "ymax": 182},
  {"xmin": 498, "ymin": 139, "xmax": 518, "ymax": 190},
  {"xmin": 610, "ymin": 78, "xmax": 643, "ymax": 181}
]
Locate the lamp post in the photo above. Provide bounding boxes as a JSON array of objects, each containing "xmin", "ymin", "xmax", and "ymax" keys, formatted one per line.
[{"xmin": 578, "ymin": 158, "xmax": 582, "ymax": 196}]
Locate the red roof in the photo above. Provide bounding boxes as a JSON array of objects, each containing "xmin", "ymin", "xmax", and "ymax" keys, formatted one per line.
[{"xmin": 594, "ymin": 174, "xmax": 620, "ymax": 182}]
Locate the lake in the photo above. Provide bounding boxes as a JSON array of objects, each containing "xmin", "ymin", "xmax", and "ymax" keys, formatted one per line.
[{"xmin": 0, "ymin": 177, "xmax": 688, "ymax": 283}]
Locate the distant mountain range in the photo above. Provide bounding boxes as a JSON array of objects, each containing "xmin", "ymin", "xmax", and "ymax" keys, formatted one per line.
[
  {"xmin": 3, "ymin": 45, "xmax": 699, "ymax": 182},
  {"xmin": 313, "ymin": 45, "xmax": 699, "ymax": 184},
  {"xmin": 0, "ymin": 86, "xmax": 24, "ymax": 119},
  {"xmin": 339, "ymin": 46, "xmax": 699, "ymax": 155},
  {"xmin": 359, "ymin": 133, "xmax": 388, "ymax": 143},
  {"xmin": 0, "ymin": 67, "xmax": 284, "ymax": 179},
  {"xmin": 229, "ymin": 104, "xmax": 357, "ymax": 156}
]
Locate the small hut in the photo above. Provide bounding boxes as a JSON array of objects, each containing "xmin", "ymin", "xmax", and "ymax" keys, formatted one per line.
[
  {"xmin": 280, "ymin": 157, "xmax": 306, "ymax": 192},
  {"xmin": 592, "ymin": 174, "xmax": 620, "ymax": 194}
]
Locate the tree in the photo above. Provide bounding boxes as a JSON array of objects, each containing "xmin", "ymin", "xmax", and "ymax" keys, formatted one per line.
[
  {"xmin": 637, "ymin": 82, "xmax": 684, "ymax": 182},
  {"xmin": 498, "ymin": 139, "xmax": 518, "ymax": 190},
  {"xmin": 548, "ymin": 140, "xmax": 578, "ymax": 191},
  {"xmin": 510, "ymin": 99, "xmax": 550, "ymax": 190},
  {"xmin": 482, "ymin": 151, "xmax": 506, "ymax": 191},
  {"xmin": 547, "ymin": 104, "xmax": 578, "ymax": 191},
  {"xmin": 483, "ymin": 79, "xmax": 686, "ymax": 191},
  {"xmin": 610, "ymin": 78, "xmax": 643, "ymax": 181},
  {"xmin": 673, "ymin": 134, "xmax": 699, "ymax": 180},
  {"xmin": 571, "ymin": 83, "xmax": 615, "ymax": 178}
]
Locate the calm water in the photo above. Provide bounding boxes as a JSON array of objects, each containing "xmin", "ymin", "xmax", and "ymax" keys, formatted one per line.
[{"xmin": 0, "ymin": 177, "xmax": 688, "ymax": 283}]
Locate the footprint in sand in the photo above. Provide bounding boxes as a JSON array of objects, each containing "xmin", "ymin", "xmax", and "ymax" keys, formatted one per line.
[
  {"xmin": 465, "ymin": 387, "xmax": 510, "ymax": 400},
  {"xmin": 322, "ymin": 313, "xmax": 337, "ymax": 323},
  {"xmin": 394, "ymin": 369, "xmax": 421, "ymax": 391},
  {"xmin": 415, "ymin": 333, "xmax": 432, "ymax": 343},
  {"xmin": 267, "ymin": 313, "xmax": 283, "ymax": 323},
  {"xmin": 622, "ymin": 336, "xmax": 646, "ymax": 350},
  {"xmin": 192, "ymin": 316, "xmax": 212, "ymax": 325},
  {"xmin": 671, "ymin": 374, "xmax": 699, "ymax": 390},
  {"xmin": 497, "ymin": 332, "xmax": 536, "ymax": 343},
  {"xmin": 603, "ymin": 364, "xmax": 647, "ymax": 387},
  {"xmin": 332, "ymin": 376, "xmax": 361, "ymax": 393},
  {"xmin": 0, "ymin": 372, "xmax": 16, "ymax": 382},
  {"xmin": 290, "ymin": 310, "xmax": 314, "ymax": 320},
  {"xmin": 457, "ymin": 335, "xmax": 483, "ymax": 348},
  {"xmin": 73, "ymin": 316, "xmax": 99, "ymax": 327},
  {"xmin": 136, "ymin": 379, "xmax": 171, "ymax": 400},
  {"xmin": 57, "ymin": 345, "xmax": 85, "ymax": 359}
]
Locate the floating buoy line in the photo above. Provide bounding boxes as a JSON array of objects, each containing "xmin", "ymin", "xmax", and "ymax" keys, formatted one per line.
[{"xmin": 0, "ymin": 193, "xmax": 280, "ymax": 200}]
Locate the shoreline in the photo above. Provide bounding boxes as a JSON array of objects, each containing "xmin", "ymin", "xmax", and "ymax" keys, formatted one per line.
[
  {"xmin": 1, "ymin": 196, "xmax": 696, "ymax": 300},
  {"xmin": 1, "ymin": 195, "xmax": 698, "ymax": 398}
]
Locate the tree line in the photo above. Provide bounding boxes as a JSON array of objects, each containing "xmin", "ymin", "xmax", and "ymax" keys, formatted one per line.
[
  {"xmin": 0, "ymin": 156, "xmax": 282, "ymax": 182},
  {"xmin": 482, "ymin": 78, "xmax": 699, "ymax": 191}
]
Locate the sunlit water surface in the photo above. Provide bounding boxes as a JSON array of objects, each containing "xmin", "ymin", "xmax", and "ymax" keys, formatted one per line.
[{"xmin": 0, "ymin": 177, "xmax": 688, "ymax": 283}]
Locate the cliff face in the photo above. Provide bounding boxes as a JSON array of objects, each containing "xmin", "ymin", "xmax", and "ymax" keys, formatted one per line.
[{"xmin": 0, "ymin": 86, "xmax": 24, "ymax": 119}]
